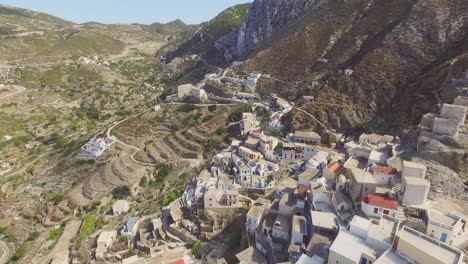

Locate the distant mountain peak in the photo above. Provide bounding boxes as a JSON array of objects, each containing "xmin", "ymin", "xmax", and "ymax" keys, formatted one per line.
[{"xmin": 166, "ymin": 19, "xmax": 186, "ymax": 27}]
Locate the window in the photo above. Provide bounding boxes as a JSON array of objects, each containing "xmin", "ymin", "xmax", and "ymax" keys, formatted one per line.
[
  {"xmin": 374, "ymin": 208, "xmax": 378, "ymax": 214},
  {"xmin": 383, "ymin": 210, "xmax": 389, "ymax": 215}
]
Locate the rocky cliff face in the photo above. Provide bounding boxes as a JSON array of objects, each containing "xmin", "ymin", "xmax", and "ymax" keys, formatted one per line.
[
  {"xmin": 215, "ymin": 0, "xmax": 324, "ymax": 62},
  {"xmin": 225, "ymin": 0, "xmax": 467, "ymax": 133}
]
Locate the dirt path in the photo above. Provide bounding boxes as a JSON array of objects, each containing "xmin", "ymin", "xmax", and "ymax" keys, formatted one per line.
[
  {"xmin": 0, "ymin": 84, "xmax": 26, "ymax": 100},
  {"xmin": 34, "ymin": 220, "xmax": 81, "ymax": 264},
  {"xmin": 0, "ymin": 240, "xmax": 11, "ymax": 264},
  {"xmin": 295, "ymin": 107, "xmax": 330, "ymax": 132}
]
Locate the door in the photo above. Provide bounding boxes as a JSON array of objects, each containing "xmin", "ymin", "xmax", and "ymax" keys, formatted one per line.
[
  {"xmin": 361, "ymin": 257, "xmax": 368, "ymax": 264},
  {"xmin": 441, "ymin": 233, "xmax": 448, "ymax": 243}
]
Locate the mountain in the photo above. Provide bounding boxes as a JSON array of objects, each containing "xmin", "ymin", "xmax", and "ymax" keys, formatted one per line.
[
  {"xmin": 157, "ymin": 3, "xmax": 251, "ymax": 61},
  {"xmin": 165, "ymin": 0, "xmax": 468, "ymax": 134},
  {"xmin": 0, "ymin": 4, "xmax": 185, "ymax": 64},
  {"xmin": 134, "ymin": 19, "xmax": 189, "ymax": 36}
]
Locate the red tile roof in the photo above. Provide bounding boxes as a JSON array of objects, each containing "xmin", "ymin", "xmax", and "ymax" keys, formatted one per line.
[
  {"xmin": 168, "ymin": 260, "xmax": 185, "ymax": 264},
  {"xmin": 251, "ymin": 129, "xmax": 263, "ymax": 134},
  {"xmin": 365, "ymin": 194, "xmax": 398, "ymax": 210},
  {"xmin": 297, "ymin": 184, "xmax": 308, "ymax": 199},
  {"xmin": 373, "ymin": 166, "xmax": 398, "ymax": 175},
  {"xmin": 327, "ymin": 162, "xmax": 343, "ymax": 173}
]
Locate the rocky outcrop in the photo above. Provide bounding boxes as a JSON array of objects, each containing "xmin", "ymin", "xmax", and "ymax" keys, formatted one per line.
[{"xmin": 215, "ymin": 0, "xmax": 324, "ymax": 62}]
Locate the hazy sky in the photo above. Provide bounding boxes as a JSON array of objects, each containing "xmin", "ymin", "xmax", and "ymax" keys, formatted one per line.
[{"xmin": 1, "ymin": 0, "xmax": 252, "ymax": 24}]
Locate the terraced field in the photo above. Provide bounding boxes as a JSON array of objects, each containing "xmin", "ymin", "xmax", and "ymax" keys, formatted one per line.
[
  {"xmin": 117, "ymin": 105, "xmax": 234, "ymax": 165},
  {"xmin": 81, "ymin": 155, "xmax": 149, "ymax": 200}
]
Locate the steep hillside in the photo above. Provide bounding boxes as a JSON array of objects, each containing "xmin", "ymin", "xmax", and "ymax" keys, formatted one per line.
[
  {"xmin": 158, "ymin": 3, "xmax": 251, "ymax": 61},
  {"xmin": 162, "ymin": 0, "xmax": 467, "ymax": 133},
  {"xmin": 212, "ymin": 0, "xmax": 467, "ymax": 133},
  {"xmin": 245, "ymin": 0, "xmax": 468, "ymax": 130}
]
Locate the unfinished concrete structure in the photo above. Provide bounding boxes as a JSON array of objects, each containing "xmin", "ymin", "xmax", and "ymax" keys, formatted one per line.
[
  {"xmin": 433, "ymin": 117, "xmax": 460, "ymax": 137},
  {"xmin": 440, "ymin": 104, "xmax": 467, "ymax": 126}
]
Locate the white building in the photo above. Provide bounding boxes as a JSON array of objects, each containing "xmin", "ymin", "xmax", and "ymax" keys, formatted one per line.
[
  {"xmin": 367, "ymin": 150, "xmax": 389, "ymax": 166},
  {"xmin": 361, "ymin": 194, "xmax": 399, "ymax": 219},
  {"xmin": 112, "ymin": 200, "xmax": 130, "ymax": 215},
  {"xmin": 349, "ymin": 216, "xmax": 371, "ymax": 240},
  {"xmin": 328, "ymin": 229, "xmax": 377, "ymax": 264},
  {"xmin": 401, "ymin": 176, "xmax": 430, "ymax": 206},
  {"xmin": 426, "ymin": 210, "xmax": 464, "ymax": 245},
  {"xmin": 121, "ymin": 217, "xmax": 139, "ymax": 237},
  {"xmin": 372, "ymin": 166, "xmax": 399, "ymax": 186},
  {"xmin": 81, "ymin": 135, "xmax": 109, "ymax": 158},
  {"xmin": 401, "ymin": 161, "xmax": 427, "ymax": 179},
  {"xmin": 396, "ymin": 226, "xmax": 465, "ymax": 264},
  {"xmin": 304, "ymin": 150, "xmax": 330, "ymax": 170},
  {"xmin": 204, "ymin": 188, "xmax": 241, "ymax": 211},
  {"xmin": 244, "ymin": 73, "xmax": 262, "ymax": 92},
  {"xmin": 95, "ymin": 230, "xmax": 117, "ymax": 260},
  {"xmin": 246, "ymin": 198, "xmax": 270, "ymax": 235}
]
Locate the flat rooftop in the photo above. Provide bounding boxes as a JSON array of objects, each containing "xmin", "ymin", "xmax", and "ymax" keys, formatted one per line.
[
  {"xmin": 397, "ymin": 226, "xmax": 463, "ymax": 264},
  {"xmin": 429, "ymin": 210, "xmax": 461, "ymax": 227},
  {"xmin": 403, "ymin": 176, "xmax": 430, "ymax": 186},
  {"xmin": 311, "ymin": 211, "xmax": 337, "ymax": 231},
  {"xmin": 374, "ymin": 249, "xmax": 409, "ymax": 264},
  {"xmin": 329, "ymin": 230, "xmax": 377, "ymax": 263},
  {"xmin": 367, "ymin": 216, "xmax": 399, "ymax": 247},
  {"xmin": 235, "ymin": 246, "xmax": 267, "ymax": 264}
]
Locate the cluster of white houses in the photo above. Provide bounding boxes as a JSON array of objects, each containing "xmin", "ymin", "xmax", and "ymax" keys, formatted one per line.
[
  {"xmin": 239, "ymin": 129, "xmax": 467, "ymax": 263},
  {"xmin": 158, "ymin": 98, "xmax": 467, "ymax": 264}
]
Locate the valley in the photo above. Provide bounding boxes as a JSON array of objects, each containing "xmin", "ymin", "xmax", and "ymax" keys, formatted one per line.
[{"xmin": 0, "ymin": 1, "xmax": 467, "ymax": 264}]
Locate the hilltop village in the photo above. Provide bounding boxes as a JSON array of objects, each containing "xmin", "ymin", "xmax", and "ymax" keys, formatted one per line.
[{"xmin": 54, "ymin": 70, "xmax": 468, "ymax": 264}]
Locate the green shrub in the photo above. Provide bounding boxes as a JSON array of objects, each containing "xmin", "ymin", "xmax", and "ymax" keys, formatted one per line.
[
  {"xmin": 47, "ymin": 227, "xmax": 63, "ymax": 241},
  {"xmin": 112, "ymin": 187, "xmax": 130, "ymax": 199},
  {"xmin": 162, "ymin": 192, "xmax": 178, "ymax": 206},
  {"xmin": 177, "ymin": 104, "xmax": 197, "ymax": 113},
  {"xmin": 190, "ymin": 240, "xmax": 203, "ymax": 256},
  {"xmin": 207, "ymin": 105, "xmax": 217, "ymax": 112},
  {"xmin": 228, "ymin": 103, "xmax": 252, "ymax": 122},
  {"xmin": 0, "ymin": 227, "xmax": 16, "ymax": 242},
  {"xmin": 52, "ymin": 193, "xmax": 65, "ymax": 204},
  {"xmin": 27, "ymin": 231, "xmax": 40, "ymax": 241},
  {"xmin": 215, "ymin": 126, "xmax": 226, "ymax": 136},
  {"xmin": 11, "ymin": 242, "xmax": 29, "ymax": 262}
]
